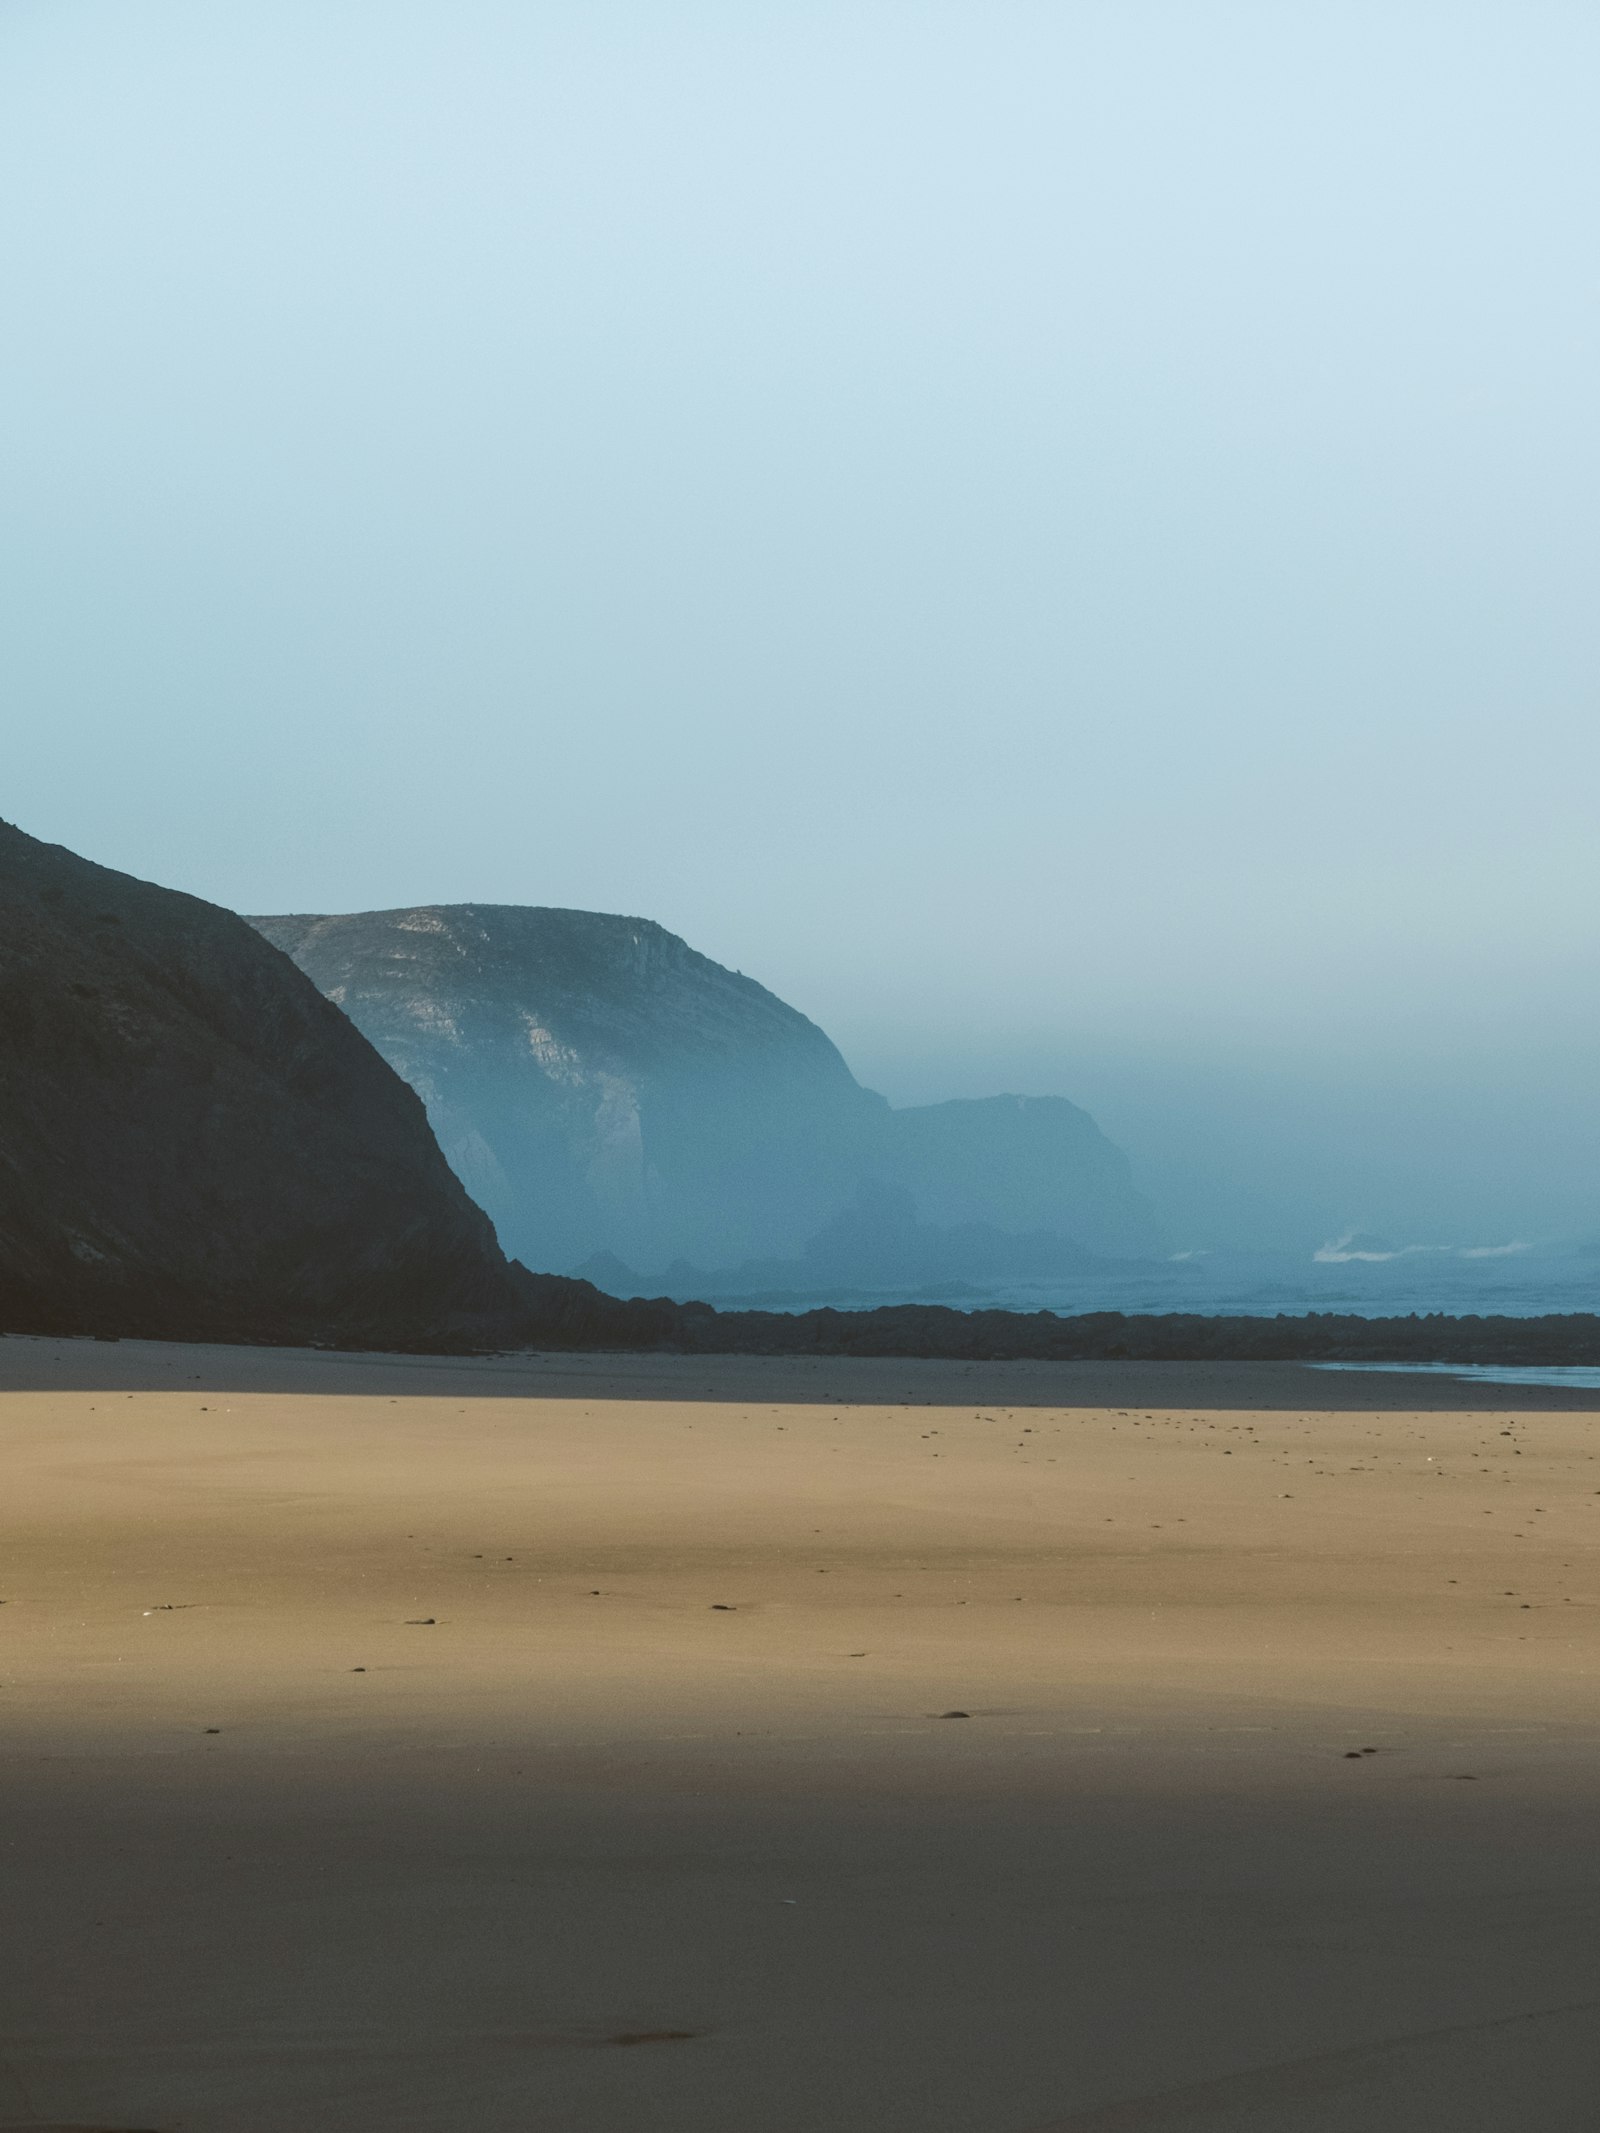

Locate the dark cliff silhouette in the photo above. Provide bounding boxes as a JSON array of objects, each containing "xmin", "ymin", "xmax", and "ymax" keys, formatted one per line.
[{"xmin": 0, "ymin": 821, "xmax": 533, "ymax": 1347}]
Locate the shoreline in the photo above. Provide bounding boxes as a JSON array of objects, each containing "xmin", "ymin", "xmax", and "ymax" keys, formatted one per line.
[{"xmin": 7, "ymin": 1328, "xmax": 1600, "ymax": 1408}]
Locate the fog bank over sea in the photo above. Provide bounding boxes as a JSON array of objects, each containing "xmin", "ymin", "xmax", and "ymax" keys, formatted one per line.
[{"xmin": 844, "ymin": 1023, "xmax": 1600, "ymax": 1261}]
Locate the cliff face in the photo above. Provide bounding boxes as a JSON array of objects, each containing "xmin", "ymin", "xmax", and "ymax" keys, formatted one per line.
[
  {"xmin": 253, "ymin": 905, "xmax": 1160, "ymax": 1276},
  {"xmin": 0, "ymin": 824, "xmax": 527, "ymax": 1345},
  {"xmin": 879, "ymin": 1095, "xmax": 1156, "ymax": 1259},
  {"xmin": 252, "ymin": 906, "xmax": 887, "ymax": 1273}
]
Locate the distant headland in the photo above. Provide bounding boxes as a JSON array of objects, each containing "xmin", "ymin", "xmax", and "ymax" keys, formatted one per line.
[{"xmin": 2, "ymin": 817, "xmax": 1595, "ymax": 1368}]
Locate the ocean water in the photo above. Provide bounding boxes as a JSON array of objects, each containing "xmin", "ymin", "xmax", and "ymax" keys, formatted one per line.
[
  {"xmin": 1315, "ymin": 1362, "xmax": 1600, "ymax": 1391},
  {"xmin": 687, "ymin": 1246, "xmax": 1599, "ymax": 1321}
]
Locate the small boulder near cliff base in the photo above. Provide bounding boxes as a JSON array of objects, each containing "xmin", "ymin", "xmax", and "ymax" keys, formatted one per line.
[{"xmin": 0, "ymin": 820, "xmax": 532, "ymax": 1348}]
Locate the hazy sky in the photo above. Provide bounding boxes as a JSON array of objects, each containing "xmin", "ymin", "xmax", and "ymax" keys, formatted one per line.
[{"xmin": 4, "ymin": 2, "xmax": 1597, "ymax": 1247}]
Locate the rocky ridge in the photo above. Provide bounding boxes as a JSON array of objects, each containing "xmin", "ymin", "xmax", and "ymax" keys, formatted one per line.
[{"xmin": 251, "ymin": 904, "xmax": 1159, "ymax": 1276}]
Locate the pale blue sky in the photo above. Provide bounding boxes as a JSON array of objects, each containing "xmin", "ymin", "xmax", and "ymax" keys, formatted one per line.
[{"xmin": 4, "ymin": 2, "xmax": 1597, "ymax": 1245}]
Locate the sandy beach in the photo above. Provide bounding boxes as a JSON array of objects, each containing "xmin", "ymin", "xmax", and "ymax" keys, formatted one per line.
[{"xmin": 1, "ymin": 1336, "xmax": 1597, "ymax": 2131}]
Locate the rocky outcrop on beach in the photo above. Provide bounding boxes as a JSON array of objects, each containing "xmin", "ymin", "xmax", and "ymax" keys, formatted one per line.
[
  {"xmin": 252, "ymin": 904, "xmax": 1159, "ymax": 1275},
  {"xmin": 684, "ymin": 1301, "xmax": 1600, "ymax": 1366},
  {"xmin": 0, "ymin": 822, "xmax": 536, "ymax": 1346}
]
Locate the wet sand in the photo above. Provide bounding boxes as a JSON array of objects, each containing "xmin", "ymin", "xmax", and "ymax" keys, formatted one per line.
[{"xmin": 1, "ymin": 1336, "xmax": 1598, "ymax": 2131}]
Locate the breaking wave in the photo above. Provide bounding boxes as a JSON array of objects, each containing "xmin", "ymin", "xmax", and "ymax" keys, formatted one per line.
[{"xmin": 1314, "ymin": 1233, "xmax": 1532, "ymax": 1266}]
